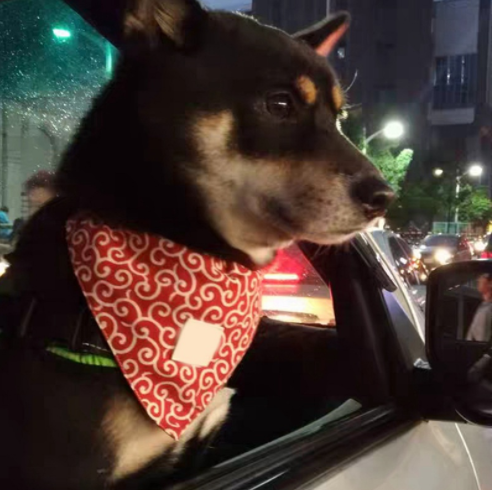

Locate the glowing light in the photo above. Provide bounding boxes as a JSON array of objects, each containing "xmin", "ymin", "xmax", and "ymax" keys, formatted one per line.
[
  {"xmin": 475, "ymin": 240, "xmax": 486, "ymax": 253},
  {"xmin": 433, "ymin": 168, "xmax": 444, "ymax": 177},
  {"xmin": 383, "ymin": 121, "xmax": 404, "ymax": 140},
  {"xmin": 0, "ymin": 261, "xmax": 9, "ymax": 277},
  {"xmin": 468, "ymin": 164, "xmax": 483, "ymax": 178},
  {"xmin": 52, "ymin": 28, "xmax": 72, "ymax": 39},
  {"xmin": 434, "ymin": 248, "xmax": 452, "ymax": 265},
  {"xmin": 263, "ymin": 273, "xmax": 300, "ymax": 282}
]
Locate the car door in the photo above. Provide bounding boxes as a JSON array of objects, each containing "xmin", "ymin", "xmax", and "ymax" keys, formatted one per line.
[
  {"xmin": 166, "ymin": 238, "xmax": 480, "ymax": 490},
  {"xmin": 315, "ymin": 422, "xmax": 478, "ymax": 490}
]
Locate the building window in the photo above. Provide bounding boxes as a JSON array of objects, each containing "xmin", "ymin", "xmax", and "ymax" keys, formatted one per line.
[{"xmin": 433, "ymin": 54, "xmax": 477, "ymax": 110}]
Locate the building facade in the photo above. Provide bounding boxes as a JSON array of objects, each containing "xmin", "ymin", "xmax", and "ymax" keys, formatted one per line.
[{"xmin": 429, "ymin": 0, "xmax": 492, "ymax": 190}]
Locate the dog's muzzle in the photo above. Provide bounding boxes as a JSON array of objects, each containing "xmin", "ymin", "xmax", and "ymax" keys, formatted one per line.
[{"xmin": 351, "ymin": 176, "xmax": 395, "ymax": 220}]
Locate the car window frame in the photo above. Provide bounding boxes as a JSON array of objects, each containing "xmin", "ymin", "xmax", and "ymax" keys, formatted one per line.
[
  {"xmin": 186, "ymin": 236, "xmax": 424, "ymax": 489},
  {"xmin": 397, "ymin": 236, "xmax": 413, "ymax": 257},
  {"xmin": 167, "ymin": 405, "xmax": 418, "ymax": 490}
]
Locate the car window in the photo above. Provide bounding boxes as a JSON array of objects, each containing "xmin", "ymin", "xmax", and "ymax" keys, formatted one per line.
[
  {"xmin": 262, "ymin": 244, "xmax": 335, "ymax": 327},
  {"xmin": 388, "ymin": 236, "xmax": 420, "ymax": 286},
  {"xmin": 0, "ymin": 0, "xmax": 111, "ymax": 239},
  {"xmin": 388, "ymin": 236, "xmax": 408, "ymax": 267},
  {"xmin": 397, "ymin": 237, "xmax": 413, "ymax": 257},
  {"xmin": 423, "ymin": 235, "xmax": 458, "ymax": 248}
]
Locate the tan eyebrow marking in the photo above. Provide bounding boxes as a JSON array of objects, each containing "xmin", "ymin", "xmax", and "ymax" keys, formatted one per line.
[
  {"xmin": 332, "ymin": 85, "xmax": 345, "ymax": 112},
  {"xmin": 296, "ymin": 75, "xmax": 318, "ymax": 105}
]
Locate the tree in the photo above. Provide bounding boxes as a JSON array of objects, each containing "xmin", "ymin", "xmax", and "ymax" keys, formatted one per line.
[
  {"xmin": 369, "ymin": 147, "xmax": 413, "ymax": 194},
  {"xmin": 388, "ymin": 180, "xmax": 447, "ymax": 230},
  {"xmin": 340, "ymin": 112, "xmax": 412, "ymax": 194},
  {"xmin": 458, "ymin": 186, "xmax": 492, "ymax": 228}
]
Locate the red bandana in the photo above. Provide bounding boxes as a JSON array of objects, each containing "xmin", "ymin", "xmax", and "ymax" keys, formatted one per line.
[{"xmin": 66, "ymin": 215, "xmax": 262, "ymax": 440}]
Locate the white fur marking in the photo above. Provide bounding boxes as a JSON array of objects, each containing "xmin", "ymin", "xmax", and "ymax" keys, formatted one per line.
[{"xmin": 107, "ymin": 388, "xmax": 235, "ymax": 482}]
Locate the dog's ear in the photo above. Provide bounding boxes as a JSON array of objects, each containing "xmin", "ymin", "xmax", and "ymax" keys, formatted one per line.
[
  {"xmin": 125, "ymin": 0, "xmax": 207, "ymax": 48},
  {"xmin": 293, "ymin": 12, "xmax": 349, "ymax": 57}
]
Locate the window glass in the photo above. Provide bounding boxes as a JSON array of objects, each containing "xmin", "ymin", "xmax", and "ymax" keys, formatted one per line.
[
  {"xmin": 423, "ymin": 234, "xmax": 459, "ymax": 248},
  {"xmin": 397, "ymin": 237, "xmax": 413, "ymax": 257},
  {"xmin": 262, "ymin": 244, "xmax": 335, "ymax": 327},
  {"xmin": 433, "ymin": 54, "xmax": 477, "ymax": 109},
  {"xmin": 0, "ymin": 0, "xmax": 111, "ymax": 241},
  {"xmin": 389, "ymin": 236, "xmax": 418, "ymax": 287}
]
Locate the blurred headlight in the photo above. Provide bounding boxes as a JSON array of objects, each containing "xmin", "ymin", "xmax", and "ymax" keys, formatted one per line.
[
  {"xmin": 413, "ymin": 249, "xmax": 422, "ymax": 259},
  {"xmin": 434, "ymin": 248, "xmax": 452, "ymax": 265},
  {"xmin": 0, "ymin": 260, "xmax": 8, "ymax": 277},
  {"xmin": 475, "ymin": 241, "xmax": 486, "ymax": 253}
]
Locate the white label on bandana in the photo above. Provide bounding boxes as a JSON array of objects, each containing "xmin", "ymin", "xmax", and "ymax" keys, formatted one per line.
[{"xmin": 172, "ymin": 319, "xmax": 224, "ymax": 367}]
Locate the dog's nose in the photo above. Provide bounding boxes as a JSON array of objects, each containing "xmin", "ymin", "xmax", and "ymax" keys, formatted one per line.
[{"xmin": 351, "ymin": 176, "xmax": 395, "ymax": 219}]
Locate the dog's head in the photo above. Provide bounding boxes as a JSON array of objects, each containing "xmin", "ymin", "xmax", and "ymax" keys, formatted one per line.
[{"xmin": 59, "ymin": 0, "xmax": 393, "ymax": 265}]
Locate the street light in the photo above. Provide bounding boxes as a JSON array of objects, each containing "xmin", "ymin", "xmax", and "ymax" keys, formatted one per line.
[
  {"xmin": 363, "ymin": 120, "xmax": 405, "ymax": 153},
  {"xmin": 432, "ymin": 164, "xmax": 484, "ymax": 229},
  {"xmin": 469, "ymin": 163, "xmax": 484, "ymax": 178},
  {"xmin": 382, "ymin": 121, "xmax": 405, "ymax": 140}
]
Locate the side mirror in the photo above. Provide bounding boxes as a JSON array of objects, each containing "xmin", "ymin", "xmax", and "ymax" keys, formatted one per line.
[{"xmin": 427, "ymin": 260, "xmax": 492, "ymax": 424}]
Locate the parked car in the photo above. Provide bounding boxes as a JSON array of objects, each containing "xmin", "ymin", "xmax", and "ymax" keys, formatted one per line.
[{"xmin": 419, "ymin": 234, "xmax": 472, "ymax": 270}]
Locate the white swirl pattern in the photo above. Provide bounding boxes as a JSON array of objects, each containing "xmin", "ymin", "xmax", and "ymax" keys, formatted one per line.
[{"xmin": 66, "ymin": 215, "xmax": 262, "ymax": 440}]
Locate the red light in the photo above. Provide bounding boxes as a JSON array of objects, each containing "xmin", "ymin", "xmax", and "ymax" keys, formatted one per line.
[
  {"xmin": 263, "ymin": 248, "xmax": 306, "ymax": 285},
  {"xmin": 481, "ymin": 251, "xmax": 492, "ymax": 259},
  {"xmin": 263, "ymin": 273, "xmax": 300, "ymax": 282}
]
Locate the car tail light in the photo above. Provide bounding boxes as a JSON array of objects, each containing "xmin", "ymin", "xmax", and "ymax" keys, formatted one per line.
[
  {"xmin": 263, "ymin": 248, "xmax": 304, "ymax": 285},
  {"xmin": 261, "ymin": 245, "xmax": 335, "ymax": 327},
  {"xmin": 481, "ymin": 251, "xmax": 492, "ymax": 259}
]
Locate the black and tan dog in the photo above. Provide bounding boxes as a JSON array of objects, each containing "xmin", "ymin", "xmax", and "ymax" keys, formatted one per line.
[{"xmin": 0, "ymin": 1, "xmax": 393, "ymax": 489}]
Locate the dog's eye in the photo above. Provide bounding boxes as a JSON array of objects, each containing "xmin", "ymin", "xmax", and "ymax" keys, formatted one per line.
[{"xmin": 266, "ymin": 92, "xmax": 295, "ymax": 119}]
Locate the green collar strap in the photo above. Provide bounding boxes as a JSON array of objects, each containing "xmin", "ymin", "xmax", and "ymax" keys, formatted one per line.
[
  {"xmin": 46, "ymin": 345, "xmax": 118, "ymax": 368},
  {"xmin": 0, "ymin": 328, "xmax": 117, "ymax": 368}
]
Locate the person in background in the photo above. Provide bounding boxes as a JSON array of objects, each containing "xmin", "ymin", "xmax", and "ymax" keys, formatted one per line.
[
  {"xmin": 11, "ymin": 170, "xmax": 56, "ymax": 244},
  {"xmin": 0, "ymin": 206, "xmax": 12, "ymax": 241},
  {"xmin": 467, "ymin": 274, "xmax": 492, "ymax": 342},
  {"xmin": 24, "ymin": 170, "xmax": 56, "ymax": 216}
]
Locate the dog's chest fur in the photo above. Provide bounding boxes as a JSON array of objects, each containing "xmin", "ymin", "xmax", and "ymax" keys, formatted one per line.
[{"xmin": 105, "ymin": 387, "xmax": 234, "ymax": 484}]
